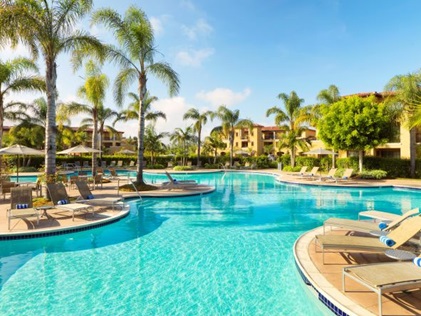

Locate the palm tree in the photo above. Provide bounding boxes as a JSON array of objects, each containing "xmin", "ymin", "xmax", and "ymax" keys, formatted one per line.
[
  {"xmin": 0, "ymin": 0, "xmax": 104, "ymax": 177},
  {"xmin": 144, "ymin": 125, "xmax": 168, "ymax": 165},
  {"xmin": 0, "ymin": 57, "xmax": 45, "ymax": 148},
  {"xmin": 170, "ymin": 127, "xmax": 195, "ymax": 166},
  {"xmin": 203, "ymin": 131, "xmax": 227, "ymax": 164},
  {"xmin": 385, "ymin": 71, "xmax": 421, "ymax": 177},
  {"xmin": 183, "ymin": 108, "xmax": 212, "ymax": 167},
  {"xmin": 211, "ymin": 105, "xmax": 253, "ymax": 167},
  {"xmin": 91, "ymin": 6, "xmax": 179, "ymax": 185},
  {"xmin": 61, "ymin": 61, "xmax": 109, "ymax": 174},
  {"xmin": 266, "ymin": 91, "xmax": 308, "ymax": 167},
  {"xmin": 116, "ymin": 92, "xmax": 166, "ymax": 123}
]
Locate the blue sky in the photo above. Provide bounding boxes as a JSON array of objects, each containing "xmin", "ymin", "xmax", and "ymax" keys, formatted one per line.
[{"xmin": 3, "ymin": 0, "xmax": 421, "ymax": 139}]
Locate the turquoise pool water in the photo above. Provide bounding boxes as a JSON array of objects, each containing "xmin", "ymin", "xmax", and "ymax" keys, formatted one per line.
[{"xmin": 1, "ymin": 172, "xmax": 421, "ymax": 315}]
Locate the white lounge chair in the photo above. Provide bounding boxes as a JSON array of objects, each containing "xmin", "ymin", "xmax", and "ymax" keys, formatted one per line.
[
  {"xmin": 162, "ymin": 171, "xmax": 197, "ymax": 188},
  {"xmin": 75, "ymin": 180, "xmax": 124, "ymax": 210}
]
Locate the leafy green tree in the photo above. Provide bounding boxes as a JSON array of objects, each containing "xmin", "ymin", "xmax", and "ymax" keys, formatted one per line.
[
  {"xmin": 144, "ymin": 125, "xmax": 168, "ymax": 165},
  {"xmin": 0, "ymin": 57, "xmax": 45, "ymax": 147},
  {"xmin": 170, "ymin": 127, "xmax": 195, "ymax": 166},
  {"xmin": 318, "ymin": 96, "xmax": 392, "ymax": 172},
  {"xmin": 0, "ymin": 0, "xmax": 104, "ymax": 177},
  {"xmin": 91, "ymin": 6, "xmax": 179, "ymax": 184},
  {"xmin": 266, "ymin": 91, "xmax": 309, "ymax": 167},
  {"xmin": 211, "ymin": 105, "xmax": 253, "ymax": 167},
  {"xmin": 385, "ymin": 71, "xmax": 421, "ymax": 177},
  {"xmin": 183, "ymin": 108, "xmax": 212, "ymax": 167},
  {"xmin": 61, "ymin": 61, "xmax": 109, "ymax": 174}
]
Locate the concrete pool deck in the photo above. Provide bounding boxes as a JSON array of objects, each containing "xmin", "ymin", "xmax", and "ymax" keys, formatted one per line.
[{"xmin": 2, "ymin": 168, "xmax": 421, "ymax": 315}]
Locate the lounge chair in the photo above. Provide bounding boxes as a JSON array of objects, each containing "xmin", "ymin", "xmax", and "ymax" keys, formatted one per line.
[
  {"xmin": 75, "ymin": 180, "xmax": 123, "ymax": 210},
  {"xmin": 326, "ymin": 168, "xmax": 353, "ymax": 183},
  {"xmin": 162, "ymin": 171, "xmax": 197, "ymax": 188},
  {"xmin": 128, "ymin": 161, "xmax": 135, "ymax": 168},
  {"xmin": 46, "ymin": 183, "xmax": 94, "ymax": 220},
  {"xmin": 300, "ymin": 166, "xmax": 319, "ymax": 179},
  {"xmin": 315, "ymin": 214, "xmax": 421, "ymax": 263},
  {"xmin": 0, "ymin": 181, "xmax": 17, "ymax": 200},
  {"xmin": 117, "ymin": 160, "xmax": 123, "ymax": 168},
  {"xmin": 343, "ymin": 259, "xmax": 421, "ymax": 315},
  {"xmin": 290, "ymin": 166, "xmax": 307, "ymax": 176},
  {"xmin": 358, "ymin": 209, "xmax": 403, "ymax": 222},
  {"xmin": 7, "ymin": 187, "xmax": 40, "ymax": 230},
  {"xmin": 320, "ymin": 168, "xmax": 337, "ymax": 181},
  {"xmin": 323, "ymin": 208, "xmax": 419, "ymax": 234},
  {"xmin": 105, "ymin": 167, "xmax": 125, "ymax": 180},
  {"xmin": 109, "ymin": 161, "xmax": 116, "ymax": 167}
]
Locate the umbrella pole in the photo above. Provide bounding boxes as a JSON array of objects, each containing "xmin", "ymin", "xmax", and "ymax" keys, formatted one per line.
[{"xmin": 16, "ymin": 155, "xmax": 19, "ymax": 183}]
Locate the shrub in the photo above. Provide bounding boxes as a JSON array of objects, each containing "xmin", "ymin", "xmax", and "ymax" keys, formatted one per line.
[
  {"xmin": 359, "ymin": 169, "xmax": 388, "ymax": 179},
  {"xmin": 173, "ymin": 166, "xmax": 194, "ymax": 171}
]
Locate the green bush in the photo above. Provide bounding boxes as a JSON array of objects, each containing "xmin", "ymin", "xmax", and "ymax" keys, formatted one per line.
[
  {"xmin": 282, "ymin": 165, "xmax": 303, "ymax": 172},
  {"xmin": 295, "ymin": 156, "xmax": 318, "ymax": 168},
  {"xmin": 173, "ymin": 166, "xmax": 194, "ymax": 171},
  {"xmin": 204, "ymin": 163, "xmax": 221, "ymax": 169},
  {"xmin": 359, "ymin": 169, "xmax": 388, "ymax": 179},
  {"xmin": 147, "ymin": 164, "xmax": 165, "ymax": 169}
]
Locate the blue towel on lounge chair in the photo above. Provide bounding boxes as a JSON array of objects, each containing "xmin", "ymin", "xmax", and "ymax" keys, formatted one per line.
[
  {"xmin": 380, "ymin": 235, "xmax": 396, "ymax": 247},
  {"xmin": 413, "ymin": 257, "xmax": 421, "ymax": 267},
  {"xmin": 378, "ymin": 222, "xmax": 388, "ymax": 230},
  {"xmin": 16, "ymin": 203, "xmax": 29, "ymax": 209}
]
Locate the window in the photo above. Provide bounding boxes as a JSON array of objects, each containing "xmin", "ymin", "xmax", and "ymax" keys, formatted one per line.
[
  {"xmin": 241, "ymin": 141, "xmax": 248, "ymax": 148},
  {"xmin": 376, "ymin": 149, "xmax": 400, "ymax": 158}
]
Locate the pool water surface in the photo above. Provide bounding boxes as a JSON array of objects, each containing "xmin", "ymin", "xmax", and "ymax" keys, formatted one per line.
[{"xmin": 1, "ymin": 172, "xmax": 420, "ymax": 315}]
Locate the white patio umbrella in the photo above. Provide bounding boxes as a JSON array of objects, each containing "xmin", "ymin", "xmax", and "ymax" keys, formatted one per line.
[
  {"xmin": 0, "ymin": 144, "xmax": 44, "ymax": 182},
  {"xmin": 57, "ymin": 144, "xmax": 101, "ymax": 154},
  {"xmin": 303, "ymin": 148, "xmax": 337, "ymax": 168}
]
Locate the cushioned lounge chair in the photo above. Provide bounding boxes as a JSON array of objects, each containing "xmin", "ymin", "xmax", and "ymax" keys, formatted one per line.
[
  {"xmin": 326, "ymin": 168, "xmax": 353, "ymax": 183},
  {"xmin": 290, "ymin": 166, "xmax": 307, "ymax": 176},
  {"xmin": 300, "ymin": 166, "xmax": 319, "ymax": 180},
  {"xmin": 358, "ymin": 209, "xmax": 403, "ymax": 221},
  {"xmin": 323, "ymin": 208, "xmax": 419, "ymax": 234},
  {"xmin": 162, "ymin": 171, "xmax": 198, "ymax": 189},
  {"xmin": 320, "ymin": 168, "xmax": 337, "ymax": 181},
  {"xmin": 75, "ymin": 180, "xmax": 124, "ymax": 210},
  {"xmin": 7, "ymin": 187, "xmax": 40, "ymax": 230},
  {"xmin": 316, "ymin": 215, "xmax": 421, "ymax": 263},
  {"xmin": 46, "ymin": 183, "xmax": 94, "ymax": 220},
  {"xmin": 343, "ymin": 259, "xmax": 421, "ymax": 316}
]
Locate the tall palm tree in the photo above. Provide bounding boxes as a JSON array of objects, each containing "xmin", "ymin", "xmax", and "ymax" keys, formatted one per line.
[
  {"xmin": 183, "ymin": 108, "xmax": 212, "ymax": 167},
  {"xmin": 116, "ymin": 92, "xmax": 166, "ymax": 123},
  {"xmin": 203, "ymin": 131, "xmax": 227, "ymax": 164},
  {"xmin": 385, "ymin": 71, "xmax": 421, "ymax": 177},
  {"xmin": 144, "ymin": 125, "xmax": 168, "ymax": 165},
  {"xmin": 0, "ymin": 57, "xmax": 45, "ymax": 148},
  {"xmin": 0, "ymin": 0, "xmax": 104, "ymax": 177},
  {"xmin": 266, "ymin": 91, "xmax": 308, "ymax": 167},
  {"xmin": 211, "ymin": 105, "xmax": 253, "ymax": 167},
  {"xmin": 91, "ymin": 6, "xmax": 179, "ymax": 184},
  {"xmin": 61, "ymin": 61, "xmax": 109, "ymax": 174},
  {"xmin": 170, "ymin": 127, "xmax": 195, "ymax": 166}
]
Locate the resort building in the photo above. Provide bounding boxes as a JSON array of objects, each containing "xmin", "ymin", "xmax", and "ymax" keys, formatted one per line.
[{"xmin": 221, "ymin": 91, "xmax": 420, "ymax": 159}]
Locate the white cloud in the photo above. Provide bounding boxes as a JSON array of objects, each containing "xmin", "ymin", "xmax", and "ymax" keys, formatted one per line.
[
  {"xmin": 196, "ymin": 88, "xmax": 252, "ymax": 107},
  {"xmin": 182, "ymin": 18, "xmax": 213, "ymax": 40},
  {"xmin": 150, "ymin": 17, "xmax": 164, "ymax": 36},
  {"xmin": 0, "ymin": 44, "xmax": 31, "ymax": 59},
  {"xmin": 152, "ymin": 96, "xmax": 192, "ymax": 136},
  {"xmin": 176, "ymin": 48, "xmax": 214, "ymax": 67}
]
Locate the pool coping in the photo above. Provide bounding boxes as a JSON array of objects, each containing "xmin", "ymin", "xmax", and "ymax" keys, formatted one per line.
[
  {"xmin": 294, "ymin": 226, "xmax": 376, "ymax": 316},
  {"xmin": 0, "ymin": 208, "xmax": 130, "ymax": 240}
]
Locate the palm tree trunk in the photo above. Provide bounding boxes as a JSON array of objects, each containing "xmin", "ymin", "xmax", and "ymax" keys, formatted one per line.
[
  {"xmin": 359, "ymin": 150, "xmax": 364, "ymax": 172},
  {"xmin": 197, "ymin": 128, "xmax": 201, "ymax": 167},
  {"xmin": 45, "ymin": 60, "xmax": 57, "ymax": 177},
  {"xmin": 291, "ymin": 147, "xmax": 296, "ymax": 168},
  {"xmin": 0, "ymin": 97, "xmax": 4, "ymax": 176},
  {"xmin": 91, "ymin": 112, "xmax": 98, "ymax": 175},
  {"xmin": 229, "ymin": 130, "xmax": 234, "ymax": 167},
  {"xmin": 136, "ymin": 79, "xmax": 146, "ymax": 184}
]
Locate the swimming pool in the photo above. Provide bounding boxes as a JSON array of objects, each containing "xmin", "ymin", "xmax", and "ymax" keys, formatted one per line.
[{"xmin": 1, "ymin": 172, "xmax": 421, "ymax": 315}]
